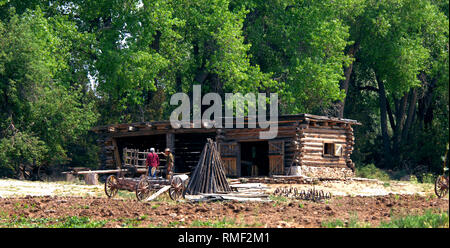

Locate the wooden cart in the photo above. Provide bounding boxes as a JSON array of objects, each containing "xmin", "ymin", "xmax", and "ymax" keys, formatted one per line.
[
  {"xmin": 104, "ymin": 174, "xmax": 187, "ymax": 201},
  {"xmin": 435, "ymin": 144, "xmax": 449, "ymax": 199}
]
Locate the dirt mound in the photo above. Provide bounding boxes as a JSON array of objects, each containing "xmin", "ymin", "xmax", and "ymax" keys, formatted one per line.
[{"xmin": 0, "ymin": 194, "xmax": 447, "ymax": 228}]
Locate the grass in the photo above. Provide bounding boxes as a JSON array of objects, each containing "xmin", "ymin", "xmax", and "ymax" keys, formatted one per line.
[
  {"xmin": 0, "ymin": 215, "xmax": 108, "ymax": 228},
  {"xmin": 322, "ymin": 212, "xmax": 372, "ymax": 228},
  {"xmin": 116, "ymin": 190, "xmax": 136, "ymax": 199},
  {"xmin": 322, "ymin": 210, "xmax": 449, "ymax": 228},
  {"xmin": 119, "ymin": 217, "xmax": 143, "ymax": 227},
  {"xmin": 419, "ymin": 173, "xmax": 436, "ymax": 184},
  {"xmin": 268, "ymin": 195, "xmax": 289, "ymax": 206},
  {"xmin": 379, "ymin": 210, "xmax": 449, "ymax": 228}
]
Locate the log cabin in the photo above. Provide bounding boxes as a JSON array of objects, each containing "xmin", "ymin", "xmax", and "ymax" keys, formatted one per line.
[{"xmin": 92, "ymin": 114, "xmax": 361, "ymax": 179}]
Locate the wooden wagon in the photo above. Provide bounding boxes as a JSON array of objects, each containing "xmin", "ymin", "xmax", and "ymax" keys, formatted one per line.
[
  {"xmin": 104, "ymin": 147, "xmax": 188, "ymax": 201},
  {"xmin": 104, "ymin": 174, "xmax": 187, "ymax": 201}
]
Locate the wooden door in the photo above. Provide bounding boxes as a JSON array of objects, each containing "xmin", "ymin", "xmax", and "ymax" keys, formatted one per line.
[
  {"xmin": 268, "ymin": 140, "xmax": 284, "ymax": 175},
  {"xmin": 219, "ymin": 142, "xmax": 239, "ymax": 177}
]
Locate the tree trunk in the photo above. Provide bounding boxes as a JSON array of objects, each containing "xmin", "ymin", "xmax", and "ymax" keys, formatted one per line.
[
  {"xmin": 417, "ymin": 77, "xmax": 437, "ymax": 129},
  {"xmin": 175, "ymin": 72, "xmax": 183, "ymax": 92},
  {"xmin": 386, "ymin": 98, "xmax": 396, "ymax": 131},
  {"xmin": 401, "ymin": 88, "xmax": 418, "ymax": 143},
  {"xmin": 376, "ymin": 74, "xmax": 392, "ymax": 166},
  {"xmin": 392, "ymin": 93, "xmax": 408, "ymax": 155},
  {"xmin": 337, "ymin": 43, "xmax": 359, "ymax": 118}
]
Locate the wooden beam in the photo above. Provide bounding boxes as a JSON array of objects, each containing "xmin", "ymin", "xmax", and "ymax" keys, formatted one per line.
[
  {"xmin": 111, "ymin": 138, "xmax": 122, "ymax": 170},
  {"xmin": 166, "ymin": 133, "xmax": 175, "ymax": 153}
]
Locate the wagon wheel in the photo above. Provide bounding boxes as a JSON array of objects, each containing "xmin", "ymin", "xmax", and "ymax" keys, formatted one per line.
[
  {"xmin": 169, "ymin": 176, "xmax": 185, "ymax": 201},
  {"xmin": 435, "ymin": 175, "xmax": 449, "ymax": 198},
  {"xmin": 105, "ymin": 175, "xmax": 118, "ymax": 198},
  {"xmin": 136, "ymin": 177, "xmax": 151, "ymax": 201},
  {"xmin": 37, "ymin": 165, "xmax": 52, "ymax": 181}
]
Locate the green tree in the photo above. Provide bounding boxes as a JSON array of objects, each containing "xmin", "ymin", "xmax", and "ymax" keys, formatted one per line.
[
  {"xmin": 345, "ymin": 0, "xmax": 449, "ymax": 171},
  {"xmin": 235, "ymin": 0, "xmax": 356, "ymax": 114},
  {"xmin": 0, "ymin": 8, "xmax": 98, "ymax": 177}
]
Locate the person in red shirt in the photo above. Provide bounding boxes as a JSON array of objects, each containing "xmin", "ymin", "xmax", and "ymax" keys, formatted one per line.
[{"xmin": 146, "ymin": 148, "xmax": 160, "ymax": 178}]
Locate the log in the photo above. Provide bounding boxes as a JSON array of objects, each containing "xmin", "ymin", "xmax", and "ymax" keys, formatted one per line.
[
  {"xmin": 66, "ymin": 173, "xmax": 77, "ymax": 182},
  {"xmin": 62, "ymin": 169, "xmax": 128, "ymax": 175},
  {"xmin": 303, "ymin": 128, "xmax": 348, "ymax": 134},
  {"xmin": 302, "ymin": 137, "xmax": 348, "ymax": 143},
  {"xmin": 303, "ymin": 133, "xmax": 347, "ymax": 139}
]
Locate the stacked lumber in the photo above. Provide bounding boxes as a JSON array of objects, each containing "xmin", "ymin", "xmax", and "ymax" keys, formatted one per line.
[
  {"xmin": 185, "ymin": 138, "xmax": 232, "ymax": 195},
  {"xmin": 243, "ymin": 176, "xmax": 318, "ymax": 184},
  {"xmin": 186, "ymin": 182, "xmax": 271, "ymax": 202}
]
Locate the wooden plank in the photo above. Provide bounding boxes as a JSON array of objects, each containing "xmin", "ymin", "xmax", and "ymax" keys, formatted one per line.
[
  {"xmin": 111, "ymin": 138, "xmax": 122, "ymax": 170},
  {"xmin": 229, "ymin": 183, "xmax": 269, "ymax": 188},
  {"xmin": 143, "ymin": 185, "xmax": 171, "ymax": 202}
]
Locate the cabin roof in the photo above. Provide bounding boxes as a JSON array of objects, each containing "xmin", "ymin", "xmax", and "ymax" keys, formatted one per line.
[{"xmin": 92, "ymin": 114, "xmax": 361, "ymax": 134}]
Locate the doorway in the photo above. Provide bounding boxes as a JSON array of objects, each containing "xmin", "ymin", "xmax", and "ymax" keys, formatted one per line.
[{"xmin": 240, "ymin": 141, "xmax": 269, "ymax": 177}]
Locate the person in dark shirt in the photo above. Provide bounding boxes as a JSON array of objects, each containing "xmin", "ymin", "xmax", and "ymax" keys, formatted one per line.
[{"xmin": 164, "ymin": 148, "xmax": 175, "ymax": 179}]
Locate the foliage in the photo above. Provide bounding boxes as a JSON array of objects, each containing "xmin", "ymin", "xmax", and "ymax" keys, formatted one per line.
[
  {"xmin": 345, "ymin": 0, "xmax": 449, "ymax": 172},
  {"xmin": 0, "ymin": 0, "xmax": 448, "ymax": 178},
  {"xmin": 419, "ymin": 173, "xmax": 436, "ymax": 184},
  {"xmin": 0, "ymin": 7, "xmax": 98, "ymax": 176},
  {"xmin": 235, "ymin": 0, "xmax": 355, "ymax": 113},
  {"xmin": 0, "ymin": 130, "xmax": 47, "ymax": 178},
  {"xmin": 355, "ymin": 163, "xmax": 391, "ymax": 181}
]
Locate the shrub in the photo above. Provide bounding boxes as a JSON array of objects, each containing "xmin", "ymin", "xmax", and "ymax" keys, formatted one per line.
[
  {"xmin": 418, "ymin": 173, "xmax": 436, "ymax": 184},
  {"xmin": 356, "ymin": 163, "xmax": 390, "ymax": 181}
]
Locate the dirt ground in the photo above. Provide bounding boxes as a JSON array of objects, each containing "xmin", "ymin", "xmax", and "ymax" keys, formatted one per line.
[
  {"xmin": 0, "ymin": 178, "xmax": 448, "ymax": 228},
  {"xmin": 0, "ymin": 194, "xmax": 448, "ymax": 228}
]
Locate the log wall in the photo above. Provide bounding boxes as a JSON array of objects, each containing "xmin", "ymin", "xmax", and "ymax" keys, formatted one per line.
[
  {"xmin": 299, "ymin": 123, "xmax": 349, "ymax": 168},
  {"xmin": 93, "ymin": 114, "xmax": 360, "ymax": 179},
  {"xmin": 294, "ymin": 121, "xmax": 356, "ymax": 178}
]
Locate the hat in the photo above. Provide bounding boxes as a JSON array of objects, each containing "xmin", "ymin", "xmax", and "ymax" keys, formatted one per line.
[
  {"xmin": 165, "ymin": 148, "xmax": 171, "ymax": 152},
  {"xmin": 150, "ymin": 148, "xmax": 155, "ymax": 152}
]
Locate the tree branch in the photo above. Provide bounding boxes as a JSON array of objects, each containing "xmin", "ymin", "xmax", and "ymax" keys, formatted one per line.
[{"xmin": 358, "ymin": 86, "xmax": 379, "ymax": 92}]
